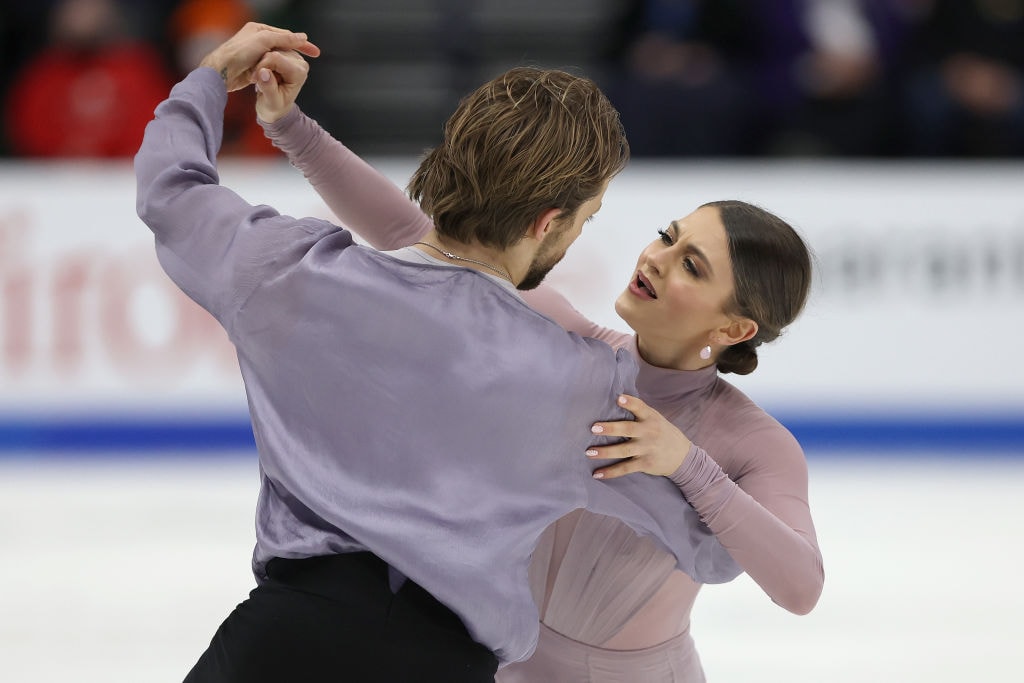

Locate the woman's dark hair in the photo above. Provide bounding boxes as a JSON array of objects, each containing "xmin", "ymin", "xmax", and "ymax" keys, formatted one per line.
[{"xmin": 702, "ymin": 200, "xmax": 812, "ymax": 375}]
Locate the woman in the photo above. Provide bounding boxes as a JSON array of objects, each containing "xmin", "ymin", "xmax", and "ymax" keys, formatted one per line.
[{"xmin": 251, "ymin": 52, "xmax": 823, "ymax": 681}]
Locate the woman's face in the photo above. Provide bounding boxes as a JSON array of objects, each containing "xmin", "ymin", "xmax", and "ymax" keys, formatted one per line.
[{"xmin": 614, "ymin": 205, "xmax": 739, "ymax": 368}]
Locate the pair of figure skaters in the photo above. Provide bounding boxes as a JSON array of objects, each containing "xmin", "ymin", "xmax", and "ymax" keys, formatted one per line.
[{"xmin": 134, "ymin": 24, "xmax": 821, "ymax": 683}]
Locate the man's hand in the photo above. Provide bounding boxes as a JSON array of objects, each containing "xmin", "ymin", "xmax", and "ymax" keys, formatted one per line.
[
  {"xmin": 253, "ymin": 49, "xmax": 312, "ymax": 123},
  {"xmin": 199, "ymin": 22, "xmax": 320, "ymax": 92}
]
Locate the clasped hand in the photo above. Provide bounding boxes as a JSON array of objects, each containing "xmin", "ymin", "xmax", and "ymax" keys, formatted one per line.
[{"xmin": 198, "ymin": 22, "xmax": 320, "ymax": 123}]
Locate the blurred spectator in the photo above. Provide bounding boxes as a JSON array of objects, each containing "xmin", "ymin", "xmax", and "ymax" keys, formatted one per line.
[
  {"xmin": 603, "ymin": 0, "xmax": 910, "ymax": 157},
  {"xmin": 3, "ymin": 0, "xmax": 175, "ymax": 157},
  {"xmin": 902, "ymin": 0, "xmax": 1024, "ymax": 156},
  {"xmin": 742, "ymin": 0, "xmax": 910, "ymax": 156},
  {"xmin": 7, "ymin": 0, "xmax": 1020, "ymax": 159},
  {"xmin": 602, "ymin": 0, "xmax": 754, "ymax": 156},
  {"xmin": 168, "ymin": 0, "xmax": 277, "ymax": 156}
]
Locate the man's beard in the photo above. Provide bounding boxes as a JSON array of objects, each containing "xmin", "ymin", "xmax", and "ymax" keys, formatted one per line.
[{"xmin": 517, "ymin": 240, "xmax": 567, "ymax": 291}]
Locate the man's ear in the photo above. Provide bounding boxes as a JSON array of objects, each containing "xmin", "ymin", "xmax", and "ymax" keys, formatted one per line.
[
  {"xmin": 525, "ymin": 208, "xmax": 564, "ymax": 242},
  {"xmin": 717, "ymin": 317, "xmax": 758, "ymax": 346}
]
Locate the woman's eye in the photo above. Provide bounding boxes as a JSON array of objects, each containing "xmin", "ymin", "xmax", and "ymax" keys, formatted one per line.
[
  {"xmin": 683, "ymin": 257, "xmax": 698, "ymax": 275},
  {"xmin": 657, "ymin": 229, "xmax": 673, "ymax": 245}
]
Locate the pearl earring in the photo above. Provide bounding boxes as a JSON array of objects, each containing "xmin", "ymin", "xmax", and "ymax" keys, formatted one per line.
[{"xmin": 699, "ymin": 345, "xmax": 712, "ymax": 360}]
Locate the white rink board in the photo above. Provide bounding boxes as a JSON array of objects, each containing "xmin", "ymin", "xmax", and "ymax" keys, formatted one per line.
[{"xmin": 1, "ymin": 159, "xmax": 1021, "ymax": 420}]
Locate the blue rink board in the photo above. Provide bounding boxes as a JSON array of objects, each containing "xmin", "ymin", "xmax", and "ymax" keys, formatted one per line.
[{"xmin": 1, "ymin": 413, "xmax": 1023, "ymax": 456}]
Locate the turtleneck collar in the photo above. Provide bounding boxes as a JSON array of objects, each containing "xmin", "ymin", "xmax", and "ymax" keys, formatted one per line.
[{"xmin": 630, "ymin": 335, "xmax": 719, "ymax": 411}]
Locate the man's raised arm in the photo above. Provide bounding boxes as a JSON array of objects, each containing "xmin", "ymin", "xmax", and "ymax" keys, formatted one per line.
[{"xmin": 134, "ymin": 24, "xmax": 324, "ymax": 327}]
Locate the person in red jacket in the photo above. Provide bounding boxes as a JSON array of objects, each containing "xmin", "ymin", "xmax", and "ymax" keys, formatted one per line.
[{"xmin": 4, "ymin": 0, "xmax": 174, "ymax": 158}]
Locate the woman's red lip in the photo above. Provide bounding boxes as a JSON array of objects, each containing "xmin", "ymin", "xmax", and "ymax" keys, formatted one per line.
[
  {"xmin": 628, "ymin": 272, "xmax": 657, "ymax": 300},
  {"xmin": 637, "ymin": 272, "xmax": 657, "ymax": 298}
]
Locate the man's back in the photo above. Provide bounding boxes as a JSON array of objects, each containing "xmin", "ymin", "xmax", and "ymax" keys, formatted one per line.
[{"xmin": 231, "ymin": 242, "xmax": 637, "ymax": 662}]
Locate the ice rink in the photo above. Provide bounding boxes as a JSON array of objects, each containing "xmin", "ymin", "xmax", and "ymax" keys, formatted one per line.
[
  {"xmin": 3, "ymin": 159, "xmax": 1022, "ymax": 681},
  {"xmin": 2, "ymin": 450, "xmax": 1022, "ymax": 683}
]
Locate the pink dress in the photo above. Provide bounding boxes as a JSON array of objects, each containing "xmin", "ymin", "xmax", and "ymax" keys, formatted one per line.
[{"xmin": 261, "ymin": 107, "xmax": 824, "ymax": 681}]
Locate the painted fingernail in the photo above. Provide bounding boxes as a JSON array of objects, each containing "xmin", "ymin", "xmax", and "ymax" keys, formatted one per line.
[
  {"xmin": 586, "ymin": 449, "xmax": 598, "ymax": 457},
  {"xmin": 591, "ymin": 425, "xmax": 604, "ymax": 434},
  {"xmin": 618, "ymin": 396, "xmax": 627, "ymax": 405},
  {"xmin": 593, "ymin": 472, "xmax": 604, "ymax": 479}
]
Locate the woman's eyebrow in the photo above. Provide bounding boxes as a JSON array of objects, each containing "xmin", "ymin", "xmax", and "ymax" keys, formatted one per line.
[{"xmin": 670, "ymin": 220, "xmax": 715, "ymax": 276}]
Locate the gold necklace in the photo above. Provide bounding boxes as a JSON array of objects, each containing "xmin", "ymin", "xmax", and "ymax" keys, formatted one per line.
[{"xmin": 413, "ymin": 241, "xmax": 514, "ymax": 283}]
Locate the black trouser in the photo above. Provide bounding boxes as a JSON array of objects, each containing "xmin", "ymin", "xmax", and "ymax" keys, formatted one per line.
[{"xmin": 183, "ymin": 552, "xmax": 498, "ymax": 682}]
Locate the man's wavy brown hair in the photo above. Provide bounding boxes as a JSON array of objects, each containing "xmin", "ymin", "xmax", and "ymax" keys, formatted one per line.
[{"xmin": 408, "ymin": 67, "xmax": 629, "ymax": 249}]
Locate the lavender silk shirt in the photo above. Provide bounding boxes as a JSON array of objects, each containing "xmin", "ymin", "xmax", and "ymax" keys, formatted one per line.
[{"xmin": 134, "ymin": 68, "xmax": 740, "ymax": 665}]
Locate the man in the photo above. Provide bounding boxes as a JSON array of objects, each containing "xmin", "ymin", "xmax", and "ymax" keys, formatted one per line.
[{"xmin": 135, "ymin": 23, "xmax": 737, "ymax": 682}]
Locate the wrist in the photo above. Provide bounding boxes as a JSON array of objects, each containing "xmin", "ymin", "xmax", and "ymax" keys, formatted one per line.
[
  {"xmin": 257, "ymin": 103, "xmax": 293, "ymax": 125},
  {"xmin": 668, "ymin": 443, "xmax": 700, "ymax": 486},
  {"xmin": 198, "ymin": 58, "xmax": 228, "ymax": 84}
]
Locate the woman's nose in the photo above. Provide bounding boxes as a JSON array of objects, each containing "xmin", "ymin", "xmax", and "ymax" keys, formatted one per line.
[{"xmin": 645, "ymin": 246, "xmax": 667, "ymax": 276}]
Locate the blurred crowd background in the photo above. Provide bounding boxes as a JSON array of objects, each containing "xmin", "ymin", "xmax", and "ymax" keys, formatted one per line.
[{"xmin": 1, "ymin": 0, "xmax": 1023, "ymax": 159}]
